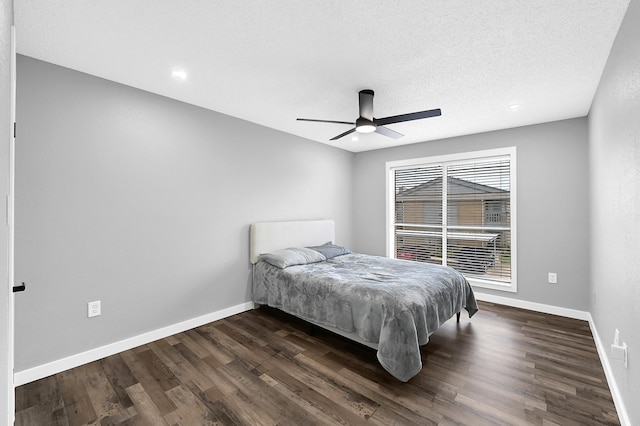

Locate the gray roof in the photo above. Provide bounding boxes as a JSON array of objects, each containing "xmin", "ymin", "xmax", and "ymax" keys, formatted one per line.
[{"xmin": 397, "ymin": 177, "xmax": 508, "ymax": 200}]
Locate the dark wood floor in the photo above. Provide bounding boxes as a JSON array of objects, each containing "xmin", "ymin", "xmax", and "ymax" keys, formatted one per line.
[{"xmin": 15, "ymin": 301, "xmax": 620, "ymax": 425}]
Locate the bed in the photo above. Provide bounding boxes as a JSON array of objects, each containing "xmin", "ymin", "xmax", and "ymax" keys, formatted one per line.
[{"xmin": 250, "ymin": 219, "xmax": 478, "ymax": 382}]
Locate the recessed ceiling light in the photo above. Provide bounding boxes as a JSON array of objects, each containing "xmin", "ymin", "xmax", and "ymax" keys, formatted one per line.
[
  {"xmin": 171, "ymin": 69, "xmax": 187, "ymax": 80},
  {"xmin": 509, "ymin": 104, "xmax": 521, "ymax": 110},
  {"xmin": 351, "ymin": 136, "xmax": 359, "ymax": 141}
]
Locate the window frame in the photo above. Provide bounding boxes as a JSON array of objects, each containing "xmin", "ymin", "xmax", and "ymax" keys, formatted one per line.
[{"xmin": 386, "ymin": 147, "xmax": 517, "ymax": 292}]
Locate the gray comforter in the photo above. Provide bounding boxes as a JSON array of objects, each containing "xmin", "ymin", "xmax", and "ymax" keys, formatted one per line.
[{"xmin": 252, "ymin": 253, "xmax": 478, "ymax": 382}]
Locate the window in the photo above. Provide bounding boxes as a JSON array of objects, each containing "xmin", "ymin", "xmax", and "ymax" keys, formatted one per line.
[{"xmin": 387, "ymin": 147, "xmax": 517, "ymax": 292}]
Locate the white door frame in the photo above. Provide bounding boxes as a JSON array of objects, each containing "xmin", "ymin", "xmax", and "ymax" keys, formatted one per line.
[{"xmin": 2, "ymin": 23, "xmax": 17, "ymax": 426}]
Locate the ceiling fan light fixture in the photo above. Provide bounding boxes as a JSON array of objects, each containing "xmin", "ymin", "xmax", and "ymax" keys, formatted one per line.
[
  {"xmin": 355, "ymin": 118, "xmax": 376, "ymax": 133},
  {"xmin": 356, "ymin": 124, "xmax": 376, "ymax": 133}
]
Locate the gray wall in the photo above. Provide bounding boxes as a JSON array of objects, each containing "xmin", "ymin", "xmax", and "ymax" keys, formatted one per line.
[
  {"xmin": 589, "ymin": 0, "xmax": 640, "ymax": 422},
  {"xmin": 1, "ymin": 0, "xmax": 14, "ymax": 420},
  {"xmin": 353, "ymin": 118, "xmax": 590, "ymax": 311},
  {"xmin": 14, "ymin": 56, "xmax": 354, "ymax": 371}
]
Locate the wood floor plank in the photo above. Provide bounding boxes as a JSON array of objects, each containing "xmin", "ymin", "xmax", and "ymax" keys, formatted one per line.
[
  {"xmin": 99, "ymin": 354, "xmax": 137, "ymax": 409},
  {"xmin": 55, "ymin": 368, "xmax": 97, "ymax": 426},
  {"xmin": 264, "ymin": 352, "xmax": 380, "ymax": 420},
  {"xmin": 98, "ymin": 406, "xmax": 138, "ymax": 426},
  {"xmin": 172, "ymin": 331, "xmax": 213, "ymax": 360},
  {"xmin": 255, "ymin": 363, "xmax": 367, "ymax": 425},
  {"xmin": 14, "ymin": 375, "xmax": 62, "ymax": 412},
  {"xmin": 15, "ymin": 301, "xmax": 622, "ymax": 425},
  {"xmin": 61, "ymin": 395, "xmax": 96, "ymax": 426},
  {"xmin": 187, "ymin": 329, "xmax": 235, "ymax": 365},
  {"xmin": 218, "ymin": 358, "xmax": 320, "ymax": 426},
  {"xmin": 14, "ymin": 403, "xmax": 70, "ymax": 426},
  {"xmin": 147, "ymin": 339, "xmax": 215, "ymax": 393},
  {"xmin": 218, "ymin": 388, "xmax": 275, "ymax": 426},
  {"xmin": 83, "ymin": 368, "xmax": 128, "ymax": 421},
  {"xmin": 119, "ymin": 350, "xmax": 178, "ymax": 416},
  {"xmin": 258, "ymin": 372, "xmax": 349, "ymax": 426},
  {"xmin": 430, "ymin": 397, "xmax": 500, "ymax": 426},
  {"xmin": 164, "ymin": 384, "xmax": 222, "ymax": 425},
  {"xmin": 328, "ymin": 362, "xmax": 448, "ymax": 424},
  {"xmin": 203, "ymin": 323, "xmax": 284, "ymax": 367},
  {"xmin": 124, "ymin": 382, "xmax": 170, "ymax": 426},
  {"xmin": 136, "ymin": 349, "xmax": 181, "ymax": 392}
]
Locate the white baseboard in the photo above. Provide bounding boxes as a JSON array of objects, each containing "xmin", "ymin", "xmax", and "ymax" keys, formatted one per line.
[
  {"xmin": 14, "ymin": 301, "xmax": 256, "ymax": 387},
  {"xmin": 586, "ymin": 314, "xmax": 631, "ymax": 426},
  {"xmin": 473, "ymin": 291, "xmax": 591, "ymax": 320},
  {"xmin": 473, "ymin": 291, "xmax": 630, "ymax": 425}
]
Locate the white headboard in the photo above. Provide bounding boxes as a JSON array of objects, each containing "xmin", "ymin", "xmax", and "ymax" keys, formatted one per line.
[{"xmin": 250, "ymin": 220, "xmax": 335, "ymax": 264}]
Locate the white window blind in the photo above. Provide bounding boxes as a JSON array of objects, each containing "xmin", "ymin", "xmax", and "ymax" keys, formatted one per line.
[{"xmin": 388, "ymin": 148, "xmax": 516, "ymax": 292}]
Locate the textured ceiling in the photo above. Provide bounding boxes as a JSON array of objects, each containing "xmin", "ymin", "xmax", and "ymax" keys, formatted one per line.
[{"xmin": 15, "ymin": 0, "xmax": 630, "ymax": 152}]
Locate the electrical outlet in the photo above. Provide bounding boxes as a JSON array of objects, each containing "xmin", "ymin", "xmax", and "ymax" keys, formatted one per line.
[
  {"xmin": 548, "ymin": 272, "xmax": 558, "ymax": 284},
  {"xmin": 611, "ymin": 342, "xmax": 628, "ymax": 368},
  {"xmin": 88, "ymin": 300, "xmax": 101, "ymax": 318},
  {"xmin": 611, "ymin": 329, "xmax": 628, "ymax": 368}
]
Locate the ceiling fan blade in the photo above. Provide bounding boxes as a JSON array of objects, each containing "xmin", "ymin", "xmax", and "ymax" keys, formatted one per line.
[
  {"xmin": 375, "ymin": 108, "xmax": 442, "ymax": 126},
  {"xmin": 375, "ymin": 125, "xmax": 404, "ymax": 139},
  {"xmin": 297, "ymin": 118, "xmax": 354, "ymax": 125},
  {"xmin": 359, "ymin": 90, "xmax": 374, "ymax": 120},
  {"xmin": 329, "ymin": 128, "xmax": 356, "ymax": 141}
]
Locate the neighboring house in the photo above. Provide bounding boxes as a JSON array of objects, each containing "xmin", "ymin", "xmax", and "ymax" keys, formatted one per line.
[{"xmin": 395, "ymin": 176, "xmax": 510, "ymax": 279}]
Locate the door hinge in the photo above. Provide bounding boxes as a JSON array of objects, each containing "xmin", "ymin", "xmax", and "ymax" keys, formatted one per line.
[{"xmin": 13, "ymin": 122, "xmax": 16, "ymax": 138}]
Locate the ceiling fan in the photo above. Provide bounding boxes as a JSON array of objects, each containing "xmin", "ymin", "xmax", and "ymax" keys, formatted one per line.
[{"xmin": 297, "ymin": 89, "xmax": 441, "ymax": 141}]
